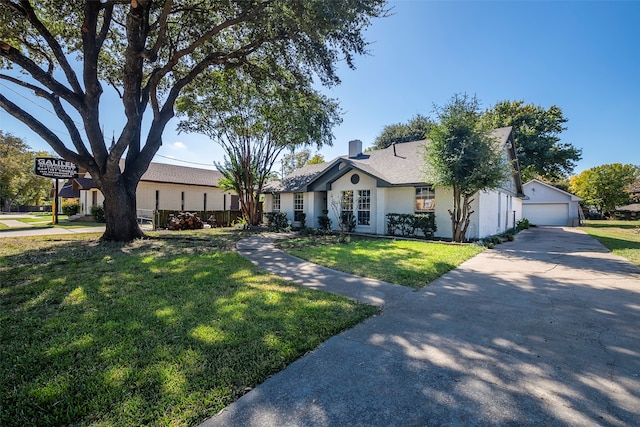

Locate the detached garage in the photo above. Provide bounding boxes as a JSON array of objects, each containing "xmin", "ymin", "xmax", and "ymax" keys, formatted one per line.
[{"xmin": 522, "ymin": 179, "xmax": 583, "ymax": 226}]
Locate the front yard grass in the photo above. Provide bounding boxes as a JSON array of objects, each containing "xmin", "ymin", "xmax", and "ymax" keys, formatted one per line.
[
  {"xmin": 582, "ymin": 219, "xmax": 640, "ymax": 266},
  {"xmin": 276, "ymin": 235, "xmax": 484, "ymax": 289},
  {"xmin": 0, "ymin": 231, "xmax": 377, "ymax": 427}
]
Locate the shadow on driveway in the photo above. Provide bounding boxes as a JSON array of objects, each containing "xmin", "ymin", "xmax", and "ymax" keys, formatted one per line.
[{"xmin": 204, "ymin": 227, "xmax": 640, "ymax": 426}]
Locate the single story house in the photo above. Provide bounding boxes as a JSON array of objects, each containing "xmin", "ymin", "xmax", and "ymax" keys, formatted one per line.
[
  {"xmin": 613, "ymin": 203, "xmax": 640, "ymax": 220},
  {"xmin": 263, "ymin": 127, "xmax": 525, "ymax": 240},
  {"xmin": 522, "ymin": 179, "xmax": 583, "ymax": 226},
  {"xmin": 71, "ymin": 161, "xmax": 237, "ymax": 217}
]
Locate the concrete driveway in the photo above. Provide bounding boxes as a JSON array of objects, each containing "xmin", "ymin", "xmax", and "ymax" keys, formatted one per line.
[{"xmin": 203, "ymin": 226, "xmax": 640, "ymax": 426}]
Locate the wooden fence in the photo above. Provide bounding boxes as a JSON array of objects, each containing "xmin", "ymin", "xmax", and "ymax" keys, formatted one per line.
[{"xmin": 154, "ymin": 210, "xmax": 243, "ymax": 229}]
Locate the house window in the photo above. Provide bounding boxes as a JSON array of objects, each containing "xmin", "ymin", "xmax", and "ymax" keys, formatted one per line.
[
  {"xmin": 181, "ymin": 191, "xmax": 185, "ymax": 211},
  {"xmin": 415, "ymin": 186, "xmax": 435, "ymax": 212},
  {"xmin": 294, "ymin": 193, "xmax": 304, "ymax": 221},
  {"xmin": 204, "ymin": 193, "xmax": 207, "ymax": 212},
  {"xmin": 272, "ymin": 193, "xmax": 281, "ymax": 211},
  {"xmin": 357, "ymin": 190, "xmax": 370, "ymax": 225},
  {"xmin": 341, "ymin": 190, "xmax": 354, "ymax": 213},
  {"xmin": 155, "ymin": 190, "xmax": 159, "ymax": 210}
]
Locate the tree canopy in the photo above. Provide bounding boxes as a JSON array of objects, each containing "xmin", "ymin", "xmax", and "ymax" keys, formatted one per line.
[
  {"xmin": 0, "ymin": 0, "xmax": 387, "ymax": 241},
  {"xmin": 569, "ymin": 163, "xmax": 640, "ymax": 214},
  {"xmin": 481, "ymin": 100, "xmax": 581, "ymax": 182},
  {"xmin": 177, "ymin": 68, "xmax": 341, "ymax": 225},
  {"xmin": 425, "ymin": 94, "xmax": 510, "ymax": 242},
  {"xmin": 0, "ymin": 131, "xmax": 51, "ymax": 211},
  {"xmin": 372, "ymin": 114, "xmax": 434, "ymax": 150}
]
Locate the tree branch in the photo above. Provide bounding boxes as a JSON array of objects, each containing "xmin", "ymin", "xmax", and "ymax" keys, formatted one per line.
[
  {"xmin": 0, "ymin": 93, "xmax": 85, "ymax": 167},
  {"xmin": 6, "ymin": 0, "xmax": 84, "ymax": 95},
  {"xmin": 0, "ymin": 41, "xmax": 83, "ymax": 110}
]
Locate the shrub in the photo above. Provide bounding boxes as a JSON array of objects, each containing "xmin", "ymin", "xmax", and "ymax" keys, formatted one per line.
[
  {"xmin": 386, "ymin": 213, "xmax": 436, "ymax": 238},
  {"xmin": 90, "ymin": 205, "xmax": 105, "ymax": 222},
  {"xmin": 61, "ymin": 200, "xmax": 80, "ymax": 216},
  {"xmin": 318, "ymin": 215, "xmax": 332, "ymax": 231},
  {"xmin": 265, "ymin": 212, "xmax": 289, "ymax": 232},
  {"xmin": 516, "ymin": 218, "xmax": 530, "ymax": 230}
]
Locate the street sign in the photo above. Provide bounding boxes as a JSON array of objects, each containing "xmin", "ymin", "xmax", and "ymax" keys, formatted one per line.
[{"xmin": 34, "ymin": 157, "xmax": 78, "ymax": 179}]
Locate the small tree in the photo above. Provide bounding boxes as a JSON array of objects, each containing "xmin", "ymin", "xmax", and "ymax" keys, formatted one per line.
[
  {"xmin": 177, "ymin": 69, "xmax": 340, "ymax": 225},
  {"xmin": 426, "ymin": 94, "xmax": 510, "ymax": 242}
]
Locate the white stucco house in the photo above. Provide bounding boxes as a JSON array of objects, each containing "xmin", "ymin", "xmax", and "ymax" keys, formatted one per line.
[
  {"xmin": 263, "ymin": 127, "xmax": 525, "ymax": 240},
  {"xmin": 522, "ymin": 179, "xmax": 583, "ymax": 226},
  {"xmin": 70, "ymin": 162, "xmax": 237, "ymax": 217}
]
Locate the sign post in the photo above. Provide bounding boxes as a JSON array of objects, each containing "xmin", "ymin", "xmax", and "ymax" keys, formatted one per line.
[{"xmin": 34, "ymin": 158, "xmax": 79, "ymax": 225}]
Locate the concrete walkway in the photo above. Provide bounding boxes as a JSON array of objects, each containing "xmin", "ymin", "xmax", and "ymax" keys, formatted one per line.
[{"xmin": 202, "ymin": 227, "xmax": 640, "ymax": 426}]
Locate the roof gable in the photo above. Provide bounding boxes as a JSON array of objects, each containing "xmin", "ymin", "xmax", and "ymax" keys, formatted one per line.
[
  {"xmin": 523, "ymin": 179, "xmax": 582, "ymax": 202},
  {"xmin": 267, "ymin": 127, "xmax": 524, "ymax": 195}
]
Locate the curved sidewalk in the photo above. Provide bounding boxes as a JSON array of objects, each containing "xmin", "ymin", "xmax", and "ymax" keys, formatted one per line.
[{"xmin": 203, "ymin": 227, "xmax": 640, "ymax": 426}]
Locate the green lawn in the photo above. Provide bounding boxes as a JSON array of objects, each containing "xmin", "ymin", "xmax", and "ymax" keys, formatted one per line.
[
  {"xmin": 0, "ymin": 231, "xmax": 377, "ymax": 426},
  {"xmin": 582, "ymin": 219, "xmax": 640, "ymax": 266},
  {"xmin": 276, "ymin": 236, "xmax": 484, "ymax": 289}
]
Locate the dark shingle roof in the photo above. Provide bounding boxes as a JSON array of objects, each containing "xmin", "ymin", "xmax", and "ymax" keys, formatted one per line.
[
  {"xmin": 140, "ymin": 162, "xmax": 223, "ymax": 187},
  {"xmin": 266, "ymin": 126, "xmax": 518, "ymax": 194}
]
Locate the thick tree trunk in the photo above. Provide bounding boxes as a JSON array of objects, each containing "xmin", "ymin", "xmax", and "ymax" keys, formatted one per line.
[{"xmin": 99, "ymin": 178, "xmax": 145, "ymax": 242}]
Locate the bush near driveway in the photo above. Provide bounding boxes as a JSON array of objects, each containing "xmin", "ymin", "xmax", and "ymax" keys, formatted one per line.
[{"xmin": 0, "ymin": 231, "xmax": 377, "ymax": 427}]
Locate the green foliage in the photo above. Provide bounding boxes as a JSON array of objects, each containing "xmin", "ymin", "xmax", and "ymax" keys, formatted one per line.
[
  {"xmin": 265, "ymin": 212, "xmax": 290, "ymax": 232},
  {"xmin": 0, "ymin": 132, "xmax": 51, "ymax": 210},
  {"xmin": 90, "ymin": 205, "xmax": 105, "ymax": 223},
  {"xmin": 569, "ymin": 163, "xmax": 640, "ymax": 214},
  {"xmin": 516, "ymin": 218, "xmax": 531, "ymax": 230},
  {"xmin": 373, "ymin": 114, "xmax": 434, "ymax": 150},
  {"xmin": 426, "ymin": 94, "xmax": 510, "ymax": 242},
  {"xmin": 482, "ymin": 100, "xmax": 582, "ymax": 181},
  {"xmin": 318, "ymin": 215, "xmax": 332, "ymax": 231},
  {"xmin": 61, "ymin": 200, "xmax": 79, "ymax": 216},
  {"xmin": 385, "ymin": 213, "xmax": 437, "ymax": 238},
  {"xmin": 281, "ymin": 149, "xmax": 312, "ymax": 177},
  {"xmin": 306, "ymin": 153, "xmax": 326, "ymax": 165},
  {"xmin": 177, "ymin": 68, "xmax": 342, "ymax": 226}
]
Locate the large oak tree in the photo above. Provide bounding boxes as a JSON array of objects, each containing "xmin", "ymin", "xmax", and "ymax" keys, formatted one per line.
[
  {"xmin": 0, "ymin": 0, "xmax": 386, "ymax": 241},
  {"xmin": 482, "ymin": 100, "xmax": 582, "ymax": 182}
]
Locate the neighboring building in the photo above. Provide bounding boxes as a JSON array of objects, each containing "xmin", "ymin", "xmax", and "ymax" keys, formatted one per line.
[
  {"xmin": 522, "ymin": 179, "xmax": 583, "ymax": 226},
  {"xmin": 263, "ymin": 127, "xmax": 525, "ymax": 240},
  {"xmin": 613, "ymin": 203, "xmax": 640, "ymax": 220},
  {"xmin": 71, "ymin": 162, "xmax": 236, "ymax": 216}
]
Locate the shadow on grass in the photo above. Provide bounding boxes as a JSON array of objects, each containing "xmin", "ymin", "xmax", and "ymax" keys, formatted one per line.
[
  {"xmin": 209, "ymin": 227, "xmax": 640, "ymax": 426},
  {"xmin": 0, "ymin": 234, "xmax": 376, "ymax": 426}
]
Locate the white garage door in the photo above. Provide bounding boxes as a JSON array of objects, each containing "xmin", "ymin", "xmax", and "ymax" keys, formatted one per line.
[{"xmin": 523, "ymin": 203, "xmax": 569, "ymax": 226}]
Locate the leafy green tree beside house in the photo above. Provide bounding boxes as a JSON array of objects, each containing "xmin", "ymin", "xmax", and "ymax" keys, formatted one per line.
[
  {"xmin": 425, "ymin": 94, "xmax": 511, "ymax": 242},
  {"xmin": 481, "ymin": 100, "xmax": 582, "ymax": 182},
  {"xmin": 569, "ymin": 163, "xmax": 640, "ymax": 215}
]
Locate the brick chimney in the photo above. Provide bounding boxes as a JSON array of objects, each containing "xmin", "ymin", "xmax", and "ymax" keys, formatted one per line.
[{"xmin": 348, "ymin": 139, "xmax": 363, "ymax": 158}]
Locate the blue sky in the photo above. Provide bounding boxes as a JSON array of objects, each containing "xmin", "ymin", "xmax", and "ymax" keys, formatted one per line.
[{"xmin": 2, "ymin": 0, "xmax": 639, "ymax": 176}]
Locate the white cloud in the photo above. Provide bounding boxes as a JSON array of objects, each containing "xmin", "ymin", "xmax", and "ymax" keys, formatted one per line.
[{"xmin": 172, "ymin": 141, "xmax": 186, "ymax": 149}]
